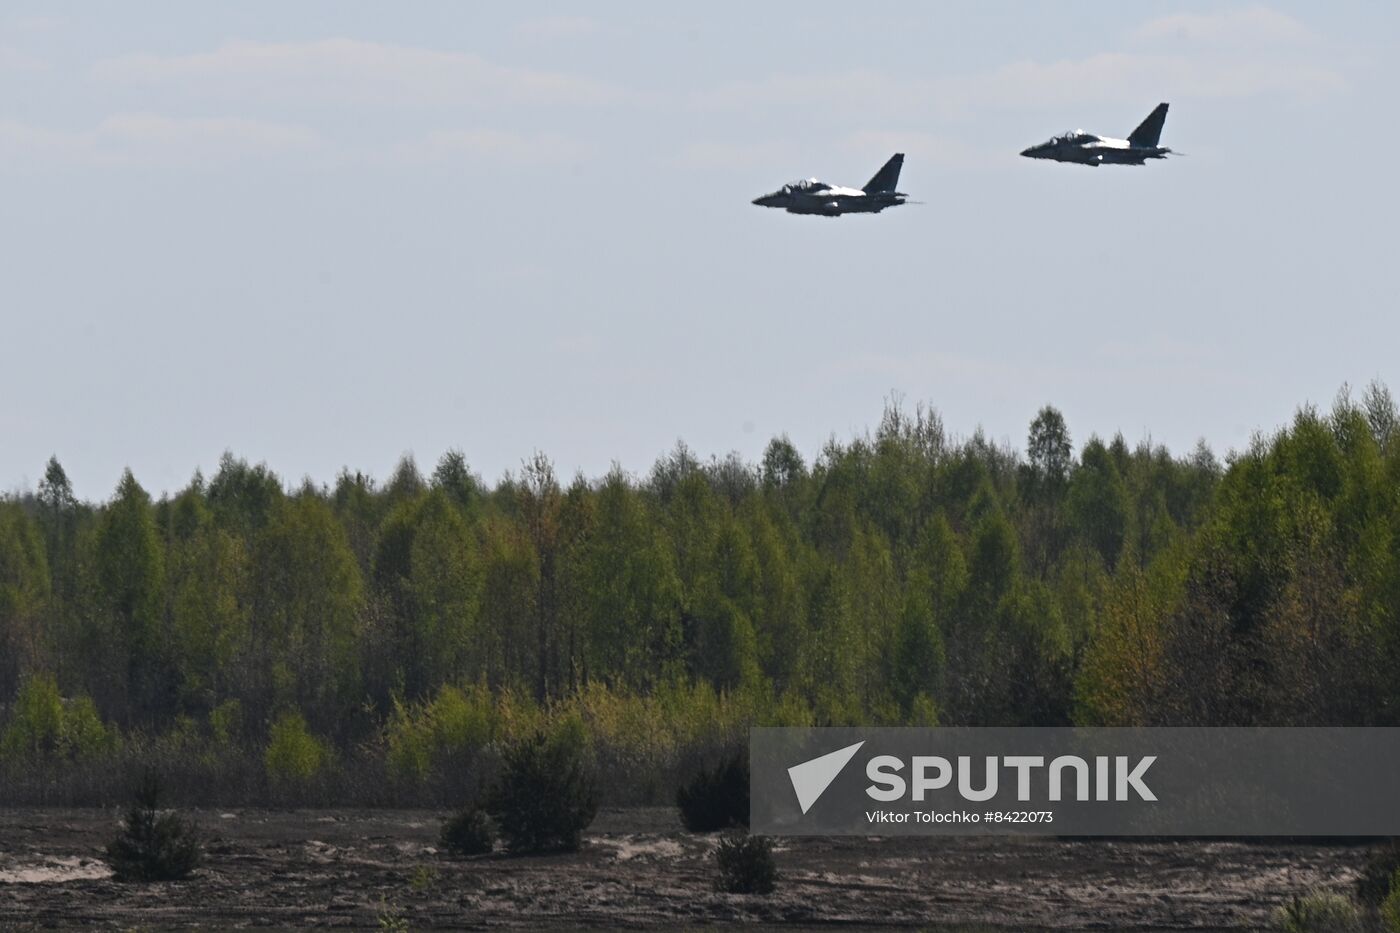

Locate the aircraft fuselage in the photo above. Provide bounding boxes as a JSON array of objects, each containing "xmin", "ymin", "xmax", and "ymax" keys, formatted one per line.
[
  {"xmin": 752, "ymin": 154, "xmax": 908, "ymax": 217},
  {"xmin": 1021, "ymin": 105, "xmax": 1173, "ymax": 168},
  {"xmin": 753, "ymin": 186, "xmax": 907, "ymax": 216},
  {"xmin": 1020, "ymin": 134, "xmax": 1170, "ymax": 167}
]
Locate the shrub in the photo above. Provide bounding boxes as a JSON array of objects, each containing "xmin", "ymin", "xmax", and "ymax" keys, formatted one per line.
[
  {"xmin": 384, "ymin": 699, "xmax": 434, "ymax": 782},
  {"xmin": 430, "ymin": 685, "xmax": 494, "ymax": 752},
  {"xmin": 0, "ymin": 673, "xmax": 63, "ymax": 760},
  {"xmin": 264, "ymin": 710, "xmax": 327, "ymax": 784},
  {"xmin": 568, "ymin": 682, "xmax": 674, "ymax": 791},
  {"xmin": 1383, "ymin": 870, "xmax": 1400, "ymax": 933},
  {"xmin": 439, "ymin": 806, "xmax": 494, "ymax": 857},
  {"xmin": 677, "ymin": 752, "xmax": 749, "ymax": 832},
  {"xmin": 104, "ymin": 773, "xmax": 202, "ymax": 882},
  {"xmin": 410, "ymin": 864, "xmax": 440, "ymax": 891},
  {"xmin": 375, "ymin": 896, "xmax": 409, "ymax": 933},
  {"xmin": 714, "ymin": 831, "xmax": 776, "ymax": 895},
  {"xmin": 0, "ymin": 673, "xmax": 114, "ymax": 762},
  {"xmin": 209, "ymin": 699, "xmax": 243, "ymax": 746},
  {"xmin": 486, "ymin": 726, "xmax": 597, "ymax": 854},
  {"xmin": 1358, "ymin": 842, "xmax": 1400, "ymax": 907},
  {"xmin": 61, "ymin": 696, "xmax": 114, "ymax": 759},
  {"xmin": 385, "ymin": 685, "xmax": 494, "ymax": 783},
  {"xmin": 1272, "ymin": 891, "xmax": 1362, "ymax": 933}
]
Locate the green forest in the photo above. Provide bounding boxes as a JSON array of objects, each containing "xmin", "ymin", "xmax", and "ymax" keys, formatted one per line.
[{"xmin": 3, "ymin": 386, "xmax": 1399, "ymax": 805}]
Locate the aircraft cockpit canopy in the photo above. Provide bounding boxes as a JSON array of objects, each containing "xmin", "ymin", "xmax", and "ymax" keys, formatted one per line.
[
  {"xmin": 1050, "ymin": 130, "xmax": 1098, "ymax": 145},
  {"xmin": 783, "ymin": 178, "xmax": 824, "ymax": 193}
]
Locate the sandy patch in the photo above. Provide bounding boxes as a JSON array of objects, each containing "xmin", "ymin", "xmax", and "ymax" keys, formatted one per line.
[{"xmin": 0, "ymin": 856, "xmax": 111, "ymax": 884}]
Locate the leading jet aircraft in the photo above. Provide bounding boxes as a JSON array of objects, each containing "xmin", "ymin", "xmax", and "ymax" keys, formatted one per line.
[
  {"xmin": 752, "ymin": 153, "xmax": 907, "ymax": 216},
  {"xmin": 1020, "ymin": 103, "xmax": 1172, "ymax": 166}
]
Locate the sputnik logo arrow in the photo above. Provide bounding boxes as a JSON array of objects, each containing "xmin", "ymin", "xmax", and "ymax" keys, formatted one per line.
[{"xmin": 788, "ymin": 741, "xmax": 865, "ymax": 814}]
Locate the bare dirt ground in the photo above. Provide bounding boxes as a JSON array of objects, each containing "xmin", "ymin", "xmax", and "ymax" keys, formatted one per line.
[{"xmin": 0, "ymin": 807, "xmax": 1370, "ymax": 930}]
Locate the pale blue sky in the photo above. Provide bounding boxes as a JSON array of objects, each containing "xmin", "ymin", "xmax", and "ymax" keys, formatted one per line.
[{"xmin": 3, "ymin": 3, "xmax": 1396, "ymax": 499}]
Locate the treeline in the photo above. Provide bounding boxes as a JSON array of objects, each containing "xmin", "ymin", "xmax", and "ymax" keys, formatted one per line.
[{"xmin": 1, "ymin": 387, "xmax": 1399, "ymax": 802}]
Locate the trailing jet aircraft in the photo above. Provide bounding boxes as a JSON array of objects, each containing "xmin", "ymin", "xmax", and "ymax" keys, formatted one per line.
[
  {"xmin": 1020, "ymin": 103, "xmax": 1172, "ymax": 167},
  {"xmin": 751, "ymin": 154, "xmax": 907, "ymax": 216}
]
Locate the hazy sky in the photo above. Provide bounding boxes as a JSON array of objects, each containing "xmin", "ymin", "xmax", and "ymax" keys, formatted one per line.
[{"xmin": 3, "ymin": 2, "xmax": 1397, "ymax": 500}]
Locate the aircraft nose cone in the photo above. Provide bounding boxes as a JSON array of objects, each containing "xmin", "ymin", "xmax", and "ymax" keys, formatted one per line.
[{"xmin": 1020, "ymin": 147, "xmax": 1036, "ymax": 158}]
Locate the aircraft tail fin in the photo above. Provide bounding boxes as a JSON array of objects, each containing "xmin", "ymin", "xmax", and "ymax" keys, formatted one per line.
[
  {"xmin": 863, "ymin": 153, "xmax": 904, "ymax": 193},
  {"xmin": 1128, "ymin": 103, "xmax": 1169, "ymax": 148}
]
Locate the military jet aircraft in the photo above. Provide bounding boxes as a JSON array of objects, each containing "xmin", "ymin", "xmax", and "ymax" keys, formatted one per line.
[
  {"xmin": 752, "ymin": 153, "xmax": 907, "ymax": 216},
  {"xmin": 1020, "ymin": 103, "xmax": 1172, "ymax": 167}
]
